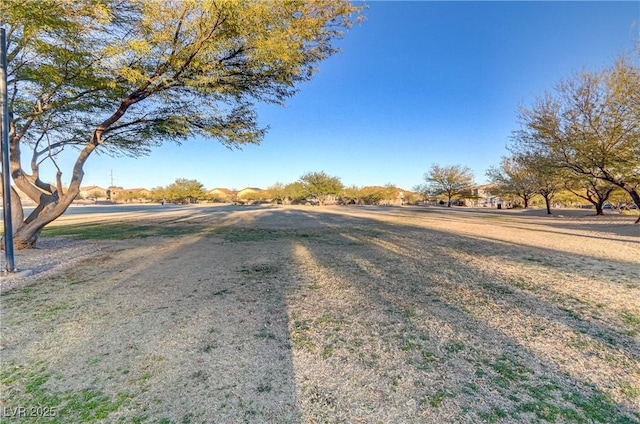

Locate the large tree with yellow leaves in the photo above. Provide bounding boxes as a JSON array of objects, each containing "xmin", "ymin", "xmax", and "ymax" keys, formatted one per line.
[{"xmin": 1, "ymin": 0, "xmax": 361, "ymax": 248}]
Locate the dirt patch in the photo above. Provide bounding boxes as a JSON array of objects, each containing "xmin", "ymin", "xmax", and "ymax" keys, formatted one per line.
[{"xmin": 1, "ymin": 205, "xmax": 639, "ymax": 423}]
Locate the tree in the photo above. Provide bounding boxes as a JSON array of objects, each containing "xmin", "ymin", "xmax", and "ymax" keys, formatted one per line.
[
  {"xmin": 486, "ymin": 156, "xmax": 538, "ymax": 208},
  {"xmin": 562, "ymin": 173, "xmax": 615, "ymax": 215},
  {"xmin": 299, "ymin": 171, "xmax": 343, "ymax": 206},
  {"xmin": 381, "ymin": 183, "xmax": 400, "ymax": 205},
  {"xmin": 239, "ymin": 189, "xmax": 266, "ymax": 204},
  {"xmin": 342, "ymin": 185, "xmax": 362, "ymax": 204},
  {"xmin": 423, "ymin": 164, "xmax": 474, "ymax": 207},
  {"xmin": 266, "ymin": 183, "xmax": 287, "ymax": 204},
  {"xmin": 88, "ymin": 190, "xmax": 103, "ymax": 203},
  {"xmin": 207, "ymin": 188, "xmax": 233, "ymax": 203},
  {"xmin": 162, "ymin": 178, "xmax": 205, "ymax": 204},
  {"xmin": 115, "ymin": 189, "xmax": 149, "ymax": 203},
  {"xmin": 283, "ymin": 182, "xmax": 306, "ymax": 204},
  {"xmin": 149, "ymin": 186, "xmax": 168, "ymax": 203},
  {"xmin": 341, "ymin": 185, "xmax": 399, "ymax": 205},
  {"xmin": 413, "ymin": 183, "xmax": 431, "ymax": 203},
  {"xmin": 517, "ymin": 153, "xmax": 562, "ymax": 215},
  {"xmin": 512, "ymin": 57, "xmax": 640, "ymax": 222},
  {"xmin": 364, "ymin": 186, "xmax": 389, "ymax": 205},
  {"xmin": 402, "ymin": 190, "xmax": 419, "ymax": 205},
  {"xmin": 0, "ymin": 0, "xmax": 361, "ymax": 248}
]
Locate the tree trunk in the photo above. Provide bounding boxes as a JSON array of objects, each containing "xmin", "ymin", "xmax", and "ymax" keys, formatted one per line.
[
  {"xmin": 0, "ymin": 185, "xmax": 25, "ymax": 249},
  {"xmin": 10, "ymin": 188, "xmax": 76, "ymax": 249},
  {"xmin": 13, "ymin": 224, "xmax": 43, "ymax": 249},
  {"xmin": 0, "ymin": 185, "xmax": 25, "ymax": 230},
  {"xmin": 611, "ymin": 181, "xmax": 640, "ymax": 224},
  {"xmin": 586, "ymin": 195, "xmax": 605, "ymax": 216},
  {"xmin": 544, "ymin": 195, "xmax": 552, "ymax": 215},
  {"xmin": 626, "ymin": 190, "xmax": 640, "ymax": 224},
  {"xmin": 594, "ymin": 203, "xmax": 604, "ymax": 215},
  {"xmin": 598, "ymin": 173, "xmax": 640, "ymax": 224}
]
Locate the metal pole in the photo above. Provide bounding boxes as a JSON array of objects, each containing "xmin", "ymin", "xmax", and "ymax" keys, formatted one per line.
[{"xmin": 1, "ymin": 28, "xmax": 16, "ymax": 272}]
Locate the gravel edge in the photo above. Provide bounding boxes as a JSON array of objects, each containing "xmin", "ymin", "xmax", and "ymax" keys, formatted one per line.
[{"xmin": 0, "ymin": 237, "xmax": 102, "ymax": 293}]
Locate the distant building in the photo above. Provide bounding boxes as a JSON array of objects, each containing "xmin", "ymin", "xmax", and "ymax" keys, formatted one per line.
[
  {"xmin": 237, "ymin": 187, "xmax": 264, "ymax": 198},
  {"xmin": 206, "ymin": 187, "xmax": 267, "ymax": 204},
  {"xmin": 208, "ymin": 188, "xmax": 235, "ymax": 203},
  {"xmin": 79, "ymin": 185, "xmax": 108, "ymax": 200},
  {"xmin": 237, "ymin": 187, "xmax": 266, "ymax": 204},
  {"xmin": 469, "ymin": 184, "xmax": 503, "ymax": 207}
]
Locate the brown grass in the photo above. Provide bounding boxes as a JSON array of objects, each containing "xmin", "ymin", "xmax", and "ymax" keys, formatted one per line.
[{"xmin": 1, "ymin": 205, "xmax": 639, "ymax": 423}]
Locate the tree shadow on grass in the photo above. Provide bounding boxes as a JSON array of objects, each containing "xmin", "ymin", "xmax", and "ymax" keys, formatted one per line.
[
  {"xmin": 250, "ymin": 207, "xmax": 640, "ymax": 423},
  {"xmin": 1, "ymin": 228, "xmax": 301, "ymax": 423},
  {"xmin": 2, "ymin": 205, "xmax": 638, "ymax": 423}
]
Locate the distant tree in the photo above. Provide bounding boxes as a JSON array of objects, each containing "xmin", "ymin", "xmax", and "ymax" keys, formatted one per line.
[
  {"xmin": 518, "ymin": 153, "xmax": 562, "ymax": 215},
  {"xmin": 413, "ymin": 184, "xmax": 431, "ymax": 202},
  {"xmin": 149, "ymin": 187, "xmax": 167, "ymax": 203},
  {"xmin": 266, "ymin": 183, "xmax": 287, "ymax": 204},
  {"xmin": 423, "ymin": 164, "xmax": 474, "ymax": 207},
  {"xmin": 208, "ymin": 189, "xmax": 232, "ymax": 203},
  {"xmin": 163, "ymin": 179, "xmax": 206, "ymax": 204},
  {"xmin": 227, "ymin": 189, "xmax": 241, "ymax": 204},
  {"xmin": 364, "ymin": 186, "xmax": 387, "ymax": 205},
  {"xmin": 240, "ymin": 190, "xmax": 266, "ymax": 204},
  {"xmin": 402, "ymin": 190, "xmax": 419, "ymax": 205},
  {"xmin": 342, "ymin": 185, "xmax": 362, "ymax": 204},
  {"xmin": 114, "ymin": 190, "xmax": 132, "ymax": 203},
  {"xmin": 512, "ymin": 57, "xmax": 640, "ymax": 222},
  {"xmin": 381, "ymin": 184, "xmax": 401, "ymax": 205},
  {"xmin": 340, "ymin": 185, "xmax": 400, "ymax": 205},
  {"xmin": 88, "ymin": 190, "xmax": 103, "ymax": 202},
  {"xmin": 299, "ymin": 172, "xmax": 344, "ymax": 205},
  {"xmin": 486, "ymin": 156, "xmax": 538, "ymax": 208},
  {"xmin": 283, "ymin": 182, "xmax": 307, "ymax": 204},
  {"xmin": 117, "ymin": 190, "xmax": 150, "ymax": 203},
  {"xmin": 1, "ymin": 0, "xmax": 362, "ymax": 248}
]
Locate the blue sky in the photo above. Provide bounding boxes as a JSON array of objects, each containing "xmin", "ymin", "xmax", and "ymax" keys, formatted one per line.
[{"xmin": 67, "ymin": 1, "xmax": 639, "ymax": 191}]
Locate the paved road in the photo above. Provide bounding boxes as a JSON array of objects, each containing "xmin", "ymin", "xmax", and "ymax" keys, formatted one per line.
[
  {"xmin": 4, "ymin": 203, "xmax": 248, "ymax": 218},
  {"xmin": 63, "ymin": 203, "xmax": 204, "ymax": 215}
]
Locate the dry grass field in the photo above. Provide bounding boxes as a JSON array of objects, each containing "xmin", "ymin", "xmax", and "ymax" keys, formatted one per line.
[{"xmin": 1, "ymin": 205, "xmax": 639, "ymax": 423}]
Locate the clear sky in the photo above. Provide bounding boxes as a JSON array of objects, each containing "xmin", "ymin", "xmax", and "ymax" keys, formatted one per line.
[{"xmin": 56, "ymin": 1, "xmax": 639, "ymax": 191}]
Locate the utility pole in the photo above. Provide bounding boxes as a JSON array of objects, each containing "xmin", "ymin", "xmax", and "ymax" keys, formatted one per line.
[{"xmin": 1, "ymin": 28, "xmax": 16, "ymax": 272}]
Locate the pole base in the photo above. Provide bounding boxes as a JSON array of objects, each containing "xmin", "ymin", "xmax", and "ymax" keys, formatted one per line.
[{"xmin": 0, "ymin": 269, "xmax": 33, "ymax": 279}]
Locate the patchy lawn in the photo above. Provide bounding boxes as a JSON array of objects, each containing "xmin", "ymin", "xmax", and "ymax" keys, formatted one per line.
[{"xmin": 1, "ymin": 205, "xmax": 639, "ymax": 423}]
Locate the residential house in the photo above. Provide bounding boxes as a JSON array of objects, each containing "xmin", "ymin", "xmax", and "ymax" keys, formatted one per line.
[
  {"xmin": 208, "ymin": 187, "xmax": 235, "ymax": 203},
  {"xmin": 237, "ymin": 187, "xmax": 266, "ymax": 203},
  {"xmin": 79, "ymin": 185, "xmax": 108, "ymax": 200},
  {"xmin": 469, "ymin": 184, "xmax": 504, "ymax": 208}
]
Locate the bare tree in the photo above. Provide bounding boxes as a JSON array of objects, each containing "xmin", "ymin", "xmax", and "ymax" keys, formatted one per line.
[
  {"xmin": 486, "ymin": 156, "xmax": 538, "ymax": 208},
  {"xmin": 423, "ymin": 164, "xmax": 474, "ymax": 207},
  {"xmin": 512, "ymin": 58, "xmax": 640, "ymax": 222}
]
